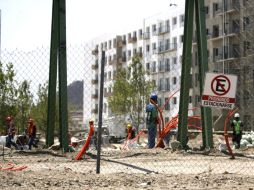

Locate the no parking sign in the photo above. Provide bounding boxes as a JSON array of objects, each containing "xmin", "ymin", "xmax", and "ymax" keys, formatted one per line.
[{"xmin": 201, "ymin": 73, "xmax": 237, "ymax": 109}]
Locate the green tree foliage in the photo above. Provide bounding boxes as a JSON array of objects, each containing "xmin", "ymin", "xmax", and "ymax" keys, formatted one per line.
[
  {"xmin": 108, "ymin": 69, "xmax": 132, "ymax": 114},
  {"xmin": 108, "ymin": 56, "xmax": 154, "ymax": 131},
  {"xmin": 0, "ymin": 62, "xmax": 33, "ymax": 134},
  {"xmin": 16, "ymin": 80, "xmax": 33, "ymax": 133},
  {"xmin": 30, "ymin": 82, "xmax": 49, "ymax": 134}
]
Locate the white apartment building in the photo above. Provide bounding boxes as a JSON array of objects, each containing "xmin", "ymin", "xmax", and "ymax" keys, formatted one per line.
[
  {"xmin": 192, "ymin": 0, "xmax": 254, "ymax": 130},
  {"xmin": 89, "ymin": 1, "xmax": 189, "ymax": 127}
]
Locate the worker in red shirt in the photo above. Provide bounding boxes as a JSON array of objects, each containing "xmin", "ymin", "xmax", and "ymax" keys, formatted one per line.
[
  {"xmin": 27, "ymin": 118, "xmax": 38, "ymax": 150},
  {"xmin": 5, "ymin": 116, "xmax": 18, "ymax": 149}
]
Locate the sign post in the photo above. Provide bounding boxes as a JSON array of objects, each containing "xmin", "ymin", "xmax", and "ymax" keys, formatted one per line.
[{"xmin": 202, "ymin": 73, "xmax": 237, "ymax": 109}]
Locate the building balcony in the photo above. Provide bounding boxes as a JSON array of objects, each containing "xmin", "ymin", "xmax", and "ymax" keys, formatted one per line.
[
  {"xmin": 128, "ymin": 36, "xmax": 137, "ymax": 43},
  {"xmin": 213, "ymin": 0, "xmax": 240, "ymax": 16},
  {"xmin": 104, "ymin": 92, "xmax": 112, "ymax": 98},
  {"xmin": 108, "ymin": 57, "xmax": 117, "ymax": 65},
  {"xmin": 92, "ymin": 46, "xmax": 99, "ymax": 55},
  {"xmin": 91, "ymin": 108, "xmax": 98, "ymax": 114},
  {"xmin": 211, "ymin": 27, "xmax": 239, "ymax": 41},
  {"xmin": 213, "ymin": 45, "xmax": 240, "ymax": 62},
  {"xmin": 134, "ymin": 52, "xmax": 143, "ymax": 58},
  {"xmin": 156, "ymin": 43, "xmax": 177, "ymax": 54},
  {"xmin": 92, "ymin": 60, "xmax": 99, "ymax": 70},
  {"xmin": 117, "ymin": 39, "xmax": 126, "ymax": 47},
  {"xmin": 118, "ymin": 56, "xmax": 127, "ymax": 63},
  {"xmin": 156, "ymin": 26, "xmax": 170, "ymax": 35},
  {"xmin": 91, "ymin": 77, "xmax": 99, "ymax": 84},
  {"xmin": 91, "ymin": 93, "xmax": 98, "ymax": 99}
]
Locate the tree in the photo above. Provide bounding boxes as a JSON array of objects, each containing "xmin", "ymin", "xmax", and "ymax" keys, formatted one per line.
[
  {"xmin": 128, "ymin": 56, "xmax": 154, "ymax": 131},
  {"xmin": 30, "ymin": 82, "xmax": 49, "ymax": 134},
  {"xmin": 0, "ymin": 62, "xmax": 18, "ymax": 134},
  {"xmin": 108, "ymin": 69, "xmax": 132, "ymax": 115},
  {"xmin": 108, "ymin": 55, "xmax": 154, "ymax": 132},
  {"xmin": 16, "ymin": 80, "xmax": 33, "ymax": 133}
]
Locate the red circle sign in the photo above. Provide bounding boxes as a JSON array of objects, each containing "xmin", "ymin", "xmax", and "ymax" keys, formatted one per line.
[{"xmin": 211, "ymin": 75, "xmax": 231, "ymax": 96}]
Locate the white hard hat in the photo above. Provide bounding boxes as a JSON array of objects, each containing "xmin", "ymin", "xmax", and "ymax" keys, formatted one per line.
[{"xmin": 234, "ymin": 113, "xmax": 240, "ymax": 118}]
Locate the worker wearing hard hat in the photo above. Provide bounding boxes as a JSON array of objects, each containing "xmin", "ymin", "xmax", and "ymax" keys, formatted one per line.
[
  {"xmin": 126, "ymin": 123, "xmax": 135, "ymax": 139},
  {"xmin": 27, "ymin": 118, "xmax": 38, "ymax": 150},
  {"xmin": 146, "ymin": 94, "xmax": 159, "ymax": 148},
  {"xmin": 231, "ymin": 113, "xmax": 243, "ymax": 149}
]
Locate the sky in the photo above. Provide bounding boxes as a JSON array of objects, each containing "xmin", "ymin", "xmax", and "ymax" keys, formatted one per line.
[{"xmin": 1, "ymin": 0, "xmax": 179, "ymax": 50}]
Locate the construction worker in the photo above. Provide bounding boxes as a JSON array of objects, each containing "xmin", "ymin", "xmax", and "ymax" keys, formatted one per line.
[
  {"xmin": 231, "ymin": 113, "xmax": 243, "ymax": 149},
  {"xmin": 5, "ymin": 116, "xmax": 18, "ymax": 149},
  {"xmin": 126, "ymin": 123, "xmax": 135, "ymax": 139},
  {"xmin": 27, "ymin": 118, "xmax": 38, "ymax": 150},
  {"xmin": 146, "ymin": 94, "xmax": 158, "ymax": 148}
]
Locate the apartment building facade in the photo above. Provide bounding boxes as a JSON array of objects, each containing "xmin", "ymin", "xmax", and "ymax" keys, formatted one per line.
[
  {"xmin": 89, "ymin": 1, "xmax": 188, "ymax": 126},
  {"xmin": 192, "ymin": 0, "xmax": 254, "ymax": 130}
]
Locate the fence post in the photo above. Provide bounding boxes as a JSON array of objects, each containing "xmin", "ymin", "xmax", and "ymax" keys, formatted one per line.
[
  {"xmin": 47, "ymin": 0, "xmax": 59, "ymax": 147},
  {"xmin": 96, "ymin": 51, "xmax": 105, "ymax": 174},
  {"xmin": 194, "ymin": 0, "xmax": 213, "ymax": 148},
  {"xmin": 177, "ymin": 0, "xmax": 195, "ymax": 148}
]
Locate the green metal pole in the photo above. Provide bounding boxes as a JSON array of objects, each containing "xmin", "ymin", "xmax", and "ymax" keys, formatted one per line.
[
  {"xmin": 58, "ymin": 0, "xmax": 69, "ymax": 152},
  {"xmin": 46, "ymin": 0, "xmax": 59, "ymax": 147},
  {"xmin": 177, "ymin": 0, "xmax": 195, "ymax": 148},
  {"xmin": 194, "ymin": 0, "xmax": 213, "ymax": 148}
]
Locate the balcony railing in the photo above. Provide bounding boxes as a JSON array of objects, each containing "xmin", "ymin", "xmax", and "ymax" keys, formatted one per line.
[
  {"xmin": 91, "ymin": 93, "xmax": 98, "ymax": 99},
  {"xmin": 91, "ymin": 77, "xmax": 99, "ymax": 84},
  {"xmin": 92, "ymin": 46, "xmax": 99, "ymax": 55},
  {"xmin": 92, "ymin": 60, "xmax": 99, "ymax": 70},
  {"xmin": 91, "ymin": 108, "xmax": 98, "ymax": 114},
  {"xmin": 128, "ymin": 36, "xmax": 137, "ymax": 43},
  {"xmin": 213, "ymin": 45, "xmax": 240, "ymax": 62},
  {"xmin": 214, "ymin": 0, "xmax": 239, "ymax": 16},
  {"xmin": 156, "ymin": 26, "xmax": 170, "ymax": 35},
  {"xmin": 156, "ymin": 43, "xmax": 177, "ymax": 54}
]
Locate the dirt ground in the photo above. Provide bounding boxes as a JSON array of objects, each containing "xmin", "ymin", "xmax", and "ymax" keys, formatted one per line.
[{"xmin": 1, "ymin": 146, "xmax": 254, "ymax": 190}]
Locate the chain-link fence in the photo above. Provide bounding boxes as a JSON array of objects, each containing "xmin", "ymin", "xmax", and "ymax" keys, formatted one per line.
[{"xmin": 0, "ymin": 41, "xmax": 254, "ymax": 178}]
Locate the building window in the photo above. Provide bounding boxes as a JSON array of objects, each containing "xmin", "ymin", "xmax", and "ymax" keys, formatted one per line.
[
  {"xmin": 173, "ymin": 97, "xmax": 177, "ymax": 104},
  {"xmin": 173, "ymin": 17, "xmax": 177, "ymax": 25},
  {"xmin": 139, "ymin": 29, "xmax": 142, "ymax": 39},
  {"xmin": 152, "ymin": 24, "xmax": 157, "ymax": 34},
  {"xmin": 165, "ymin": 78, "xmax": 170, "ymax": 91},
  {"xmin": 158, "ymin": 78, "xmax": 164, "ymax": 91},
  {"xmin": 108, "ymin": 71, "xmax": 112, "ymax": 80},
  {"xmin": 109, "ymin": 40, "xmax": 112, "ymax": 49},
  {"xmin": 173, "ymin": 57, "xmax": 177, "ymax": 64},
  {"xmin": 146, "ymin": 44, "xmax": 150, "ymax": 52},
  {"xmin": 133, "ymin": 31, "xmax": 137, "ymax": 38},
  {"xmin": 128, "ymin": 50, "xmax": 132, "ymax": 60},
  {"xmin": 152, "ymin": 43, "xmax": 156, "ymax": 50},
  {"xmin": 189, "ymin": 96, "xmax": 192, "ymax": 103},
  {"xmin": 180, "ymin": 14, "xmax": 184, "ymax": 26},
  {"xmin": 159, "ymin": 60, "xmax": 164, "ymax": 72},
  {"xmin": 128, "ymin": 33, "xmax": 131, "ymax": 40},
  {"xmin": 133, "ymin": 48, "xmax": 137, "ymax": 55},
  {"xmin": 205, "ymin": 6, "xmax": 209, "ymax": 15},
  {"xmin": 165, "ymin": 58, "xmax": 170, "ymax": 71},
  {"xmin": 180, "ymin": 35, "xmax": 184, "ymax": 43},
  {"xmin": 152, "ymin": 61, "xmax": 156, "ymax": 73},
  {"xmin": 146, "ymin": 62, "xmax": 150, "ymax": 71},
  {"xmin": 173, "ymin": 37, "xmax": 177, "ymax": 45},
  {"xmin": 165, "ymin": 98, "xmax": 170, "ymax": 110},
  {"xmin": 173, "ymin": 77, "xmax": 177, "ymax": 84}
]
